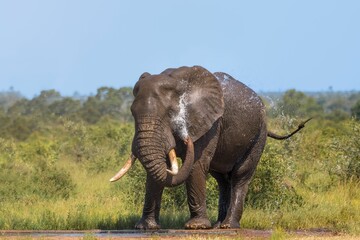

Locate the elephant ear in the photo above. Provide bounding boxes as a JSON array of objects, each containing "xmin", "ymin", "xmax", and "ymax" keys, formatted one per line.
[{"xmin": 164, "ymin": 66, "xmax": 224, "ymax": 142}]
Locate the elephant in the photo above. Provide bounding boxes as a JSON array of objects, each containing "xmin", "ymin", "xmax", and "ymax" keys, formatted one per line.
[{"xmin": 110, "ymin": 66, "xmax": 310, "ymax": 230}]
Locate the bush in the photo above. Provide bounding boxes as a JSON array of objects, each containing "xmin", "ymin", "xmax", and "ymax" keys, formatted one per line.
[
  {"xmin": 246, "ymin": 141, "xmax": 303, "ymax": 210},
  {"xmin": 63, "ymin": 119, "xmax": 134, "ymax": 173},
  {"xmin": 328, "ymin": 120, "xmax": 360, "ymax": 181},
  {"xmin": 31, "ymin": 165, "xmax": 75, "ymax": 199},
  {"xmin": 351, "ymin": 100, "xmax": 360, "ymax": 119},
  {"xmin": 0, "ymin": 138, "xmax": 75, "ymax": 202}
]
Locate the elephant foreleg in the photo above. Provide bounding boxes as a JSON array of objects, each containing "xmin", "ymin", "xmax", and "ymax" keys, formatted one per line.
[
  {"xmin": 184, "ymin": 161, "xmax": 211, "ymax": 229},
  {"xmin": 184, "ymin": 121, "xmax": 220, "ymax": 229},
  {"xmin": 135, "ymin": 175, "xmax": 164, "ymax": 229}
]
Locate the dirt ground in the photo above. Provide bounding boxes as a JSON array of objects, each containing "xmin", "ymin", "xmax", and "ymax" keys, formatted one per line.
[{"xmin": 0, "ymin": 229, "xmax": 358, "ymax": 240}]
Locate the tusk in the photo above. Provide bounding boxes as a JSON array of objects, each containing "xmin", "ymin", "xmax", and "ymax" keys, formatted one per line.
[
  {"xmin": 109, "ymin": 154, "xmax": 136, "ymax": 182},
  {"xmin": 166, "ymin": 149, "xmax": 179, "ymax": 176},
  {"xmin": 164, "ymin": 137, "xmax": 194, "ymax": 187}
]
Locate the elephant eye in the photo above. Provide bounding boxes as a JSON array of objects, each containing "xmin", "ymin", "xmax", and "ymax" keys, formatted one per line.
[{"xmin": 168, "ymin": 109, "xmax": 176, "ymax": 118}]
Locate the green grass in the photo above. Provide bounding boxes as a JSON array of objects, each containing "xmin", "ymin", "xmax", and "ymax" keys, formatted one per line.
[
  {"xmin": 240, "ymin": 180, "xmax": 360, "ymax": 234},
  {"xmin": 0, "ymin": 119, "xmax": 359, "ymax": 236},
  {"xmin": 1, "ymin": 180, "xmax": 359, "ymax": 233}
]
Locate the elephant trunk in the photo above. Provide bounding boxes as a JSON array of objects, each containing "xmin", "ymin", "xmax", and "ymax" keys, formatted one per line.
[
  {"xmin": 135, "ymin": 124, "xmax": 168, "ymax": 184},
  {"xmin": 163, "ymin": 137, "xmax": 194, "ymax": 187},
  {"xmin": 135, "ymin": 117, "xmax": 194, "ymax": 187}
]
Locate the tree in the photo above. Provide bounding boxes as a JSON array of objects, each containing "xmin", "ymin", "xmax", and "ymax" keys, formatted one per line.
[
  {"xmin": 7, "ymin": 99, "xmax": 29, "ymax": 116},
  {"xmin": 80, "ymin": 96, "xmax": 102, "ymax": 124},
  {"xmin": 0, "ymin": 90, "xmax": 24, "ymax": 112},
  {"xmin": 27, "ymin": 90, "xmax": 62, "ymax": 116},
  {"xmin": 48, "ymin": 98, "xmax": 81, "ymax": 117},
  {"xmin": 351, "ymin": 100, "xmax": 360, "ymax": 120},
  {"xmin": 80, "ymin": 87, "xmax": 133, "ymax": 123},
  {"xmin": 278, "ymin": 89, "xmax": 323, "ymax": 118}
]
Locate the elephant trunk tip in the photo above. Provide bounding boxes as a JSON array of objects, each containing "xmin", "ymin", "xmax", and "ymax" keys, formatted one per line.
[{"xmin": 164, "ymin": 136, "xmax": 194, "ymax": 187}]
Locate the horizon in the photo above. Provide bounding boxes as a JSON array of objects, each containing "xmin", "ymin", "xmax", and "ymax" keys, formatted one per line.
[{"xmin": 1, "ymin": 85, "xmax": 359, "ymax": 100}]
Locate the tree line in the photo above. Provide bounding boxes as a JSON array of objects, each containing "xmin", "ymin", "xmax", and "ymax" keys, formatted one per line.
[
  {"xmin": 0, "ymin": 87, "xmax": 133, "ymax": 140},
  {"xmin": 1, "ymin": 87, "xmax": 359, "ymax": 141}
]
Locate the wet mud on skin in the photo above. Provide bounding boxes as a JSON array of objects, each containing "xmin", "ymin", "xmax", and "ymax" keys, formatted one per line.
[{"xmin": 0, "ymin": 228, "xmax": 341, "ymax": 239}]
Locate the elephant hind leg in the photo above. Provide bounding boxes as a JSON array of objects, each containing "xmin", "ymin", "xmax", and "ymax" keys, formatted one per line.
[
  {"xmin": 220, "ymin": 179, "xmax": 249, "ymax": 228},
  {"xmin": 221, "ymin": 126, "xmax": 267, "ymax": 229}
]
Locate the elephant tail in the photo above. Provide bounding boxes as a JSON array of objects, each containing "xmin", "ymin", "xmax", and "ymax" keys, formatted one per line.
[{"xmin": 267, "ymin": 118, "xmax": 312, "ymax": 140}]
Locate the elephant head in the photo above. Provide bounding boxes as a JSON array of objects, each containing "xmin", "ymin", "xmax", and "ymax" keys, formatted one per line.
[{"xmin": 110, "ymin": 66, "xmax": 224, "ymax": 187}]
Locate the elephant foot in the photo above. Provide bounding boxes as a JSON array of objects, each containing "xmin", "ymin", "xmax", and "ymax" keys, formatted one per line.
[
  {"xmin": 219, "ymin": 219, "xmax": 240, "ymax": 229},
  {"xmin": 135, "ymin": 217, "xmax": 160, "ymax": 230},
  {"xmin": 212, "ymin": 221, "xmax": 221, "ymax": 229},
  {"xmin": 184, "ymin": 217, "xmax": 212, "ymax": 229}
]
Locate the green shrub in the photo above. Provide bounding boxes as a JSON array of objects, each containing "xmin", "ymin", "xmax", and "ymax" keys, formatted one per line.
[
  {"xmin": 0, "ymin": 138, "xmax": 75, "ymax": 202},
  {"xmin": 31, "ymin": 165, "xmax": 75, "ymax": 199},
  {"xmin": 246, "ymin": 141, "xmax": 303, "ymax": 210},
  {"xmin": 118, "ymin": 161, "xmax": 146, "ymax": 206},
  {"xmin": 246, "ymin": 116, "xmax": 305, "ymax": 210},
  {"xmin": 328, "ymin": 120, "xmax": 360, "ymax": 181},
  {"xmin": 63, "ymin": 119, "xmax": 134, "ymax": 173}
]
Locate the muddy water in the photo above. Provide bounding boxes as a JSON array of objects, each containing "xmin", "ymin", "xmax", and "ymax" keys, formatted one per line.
[
  {"xmin": 0, "ymin": 228, "xmax": 338, "ymax": 239},
  {"xmin": 1, "ymin": 229, "xmax": 267, "ymax": 239}
]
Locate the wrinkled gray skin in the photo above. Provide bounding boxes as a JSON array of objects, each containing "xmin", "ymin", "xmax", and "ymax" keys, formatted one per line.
[{"xmin": 129, "ymin": 66, "xmax": 304, "ymax": 229}]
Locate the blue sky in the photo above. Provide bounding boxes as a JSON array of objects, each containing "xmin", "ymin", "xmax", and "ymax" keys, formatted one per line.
[{"xmin": 0, "ymin": 0, "xmax": 359, "ymax": 98}]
